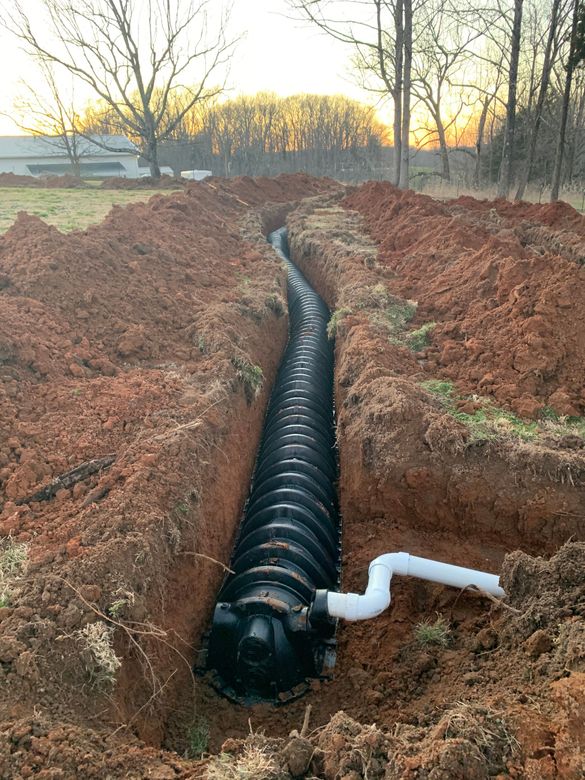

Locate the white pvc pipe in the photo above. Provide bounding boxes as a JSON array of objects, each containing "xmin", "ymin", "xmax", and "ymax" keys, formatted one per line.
[{"xmin": 326, "ymin": 552, "xmax": 505, "ymax": 622}]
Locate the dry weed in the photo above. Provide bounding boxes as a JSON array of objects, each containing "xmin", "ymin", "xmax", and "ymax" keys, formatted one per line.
[
  {"xmin": 0, "ymin": 538, "xmax": 28, "ymax": 607},
  {"xmin": 77, "ymin": 621, "xmax": 121, "ymax": 688},
  {"xmin": 206, "ymin": 741, "xmax": 282, "ymax": 780}
]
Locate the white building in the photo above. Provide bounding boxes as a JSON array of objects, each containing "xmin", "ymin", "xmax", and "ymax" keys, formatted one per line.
[{"xmin": 0, "ymin": 135, "xmax": 140, "ymax": 178}]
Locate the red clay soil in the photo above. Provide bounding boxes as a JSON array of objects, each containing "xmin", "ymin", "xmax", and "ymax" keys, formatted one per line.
[
  {"xmin": 0, "ymin": 174, "xmax": 342, "ymax": 776},
  {"xmin": 2, "ymin": 177, "xmax": 584, "ymax": 778},
  {"xmin": 342, "ymin": 182, "xmax": 585, "ymax": 418},
  {"xmin": 192, "ymin": 542, "xmax": 585, "ymax": 779},
  {"xmin": 100, "ymin": 173, "xmax": 183, "ymax": 188},
  {"xmin": 241, "ymin": 193, "xmax": 585, "ymax": 778}
]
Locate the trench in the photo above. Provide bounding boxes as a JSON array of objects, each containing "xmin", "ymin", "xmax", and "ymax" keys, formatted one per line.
[
  {"xmin": 205, "ymin": 227, "xmax": 341, "ymax": 704},
  {"xmin": 154, "ymin": 199, "xmax": 585, "ymax": 759},
  {"xmin": 148, "ymin": 200, "xmax": 585, "ymax": 766},
  {"xmin": 163, "ymin": 219, "xmax": 516, "ymax": 752}
]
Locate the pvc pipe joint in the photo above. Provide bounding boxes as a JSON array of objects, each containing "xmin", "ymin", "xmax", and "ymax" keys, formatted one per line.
[{"xmin": 326, "ymin": 552, "xmax": 505, "ymax": 622}]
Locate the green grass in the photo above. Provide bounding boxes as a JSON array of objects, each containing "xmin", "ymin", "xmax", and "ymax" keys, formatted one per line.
[
  {"xmin": 384, "ymin": 299, "xmax": 418, "ymax": 331},
  {"xmin": 184, "ymin": 716, "xmax": 210, "ymax": 759},
  {"xmin": 107, "ymin": 599, "xmax": 129, "ymax": 619},
  {"xmin": 414, "ymin": 615, "xmax": 452, "ymax": 647},
  {"xmin": 421, "ymin": 378, "xmax": 456, "ymax": 399},
  {"xmin": 405, "ymin": 321, "xmax": 436, "ymax": 352},
  {"xmin": 421, "ymin": 379, "xmax": 585, "ymax": 443},
  {"xmin": 327, "ymin": 306, "xmax": 352, "ymax": 339},
  {"xmin": 0, "ymin": 187, "xmax": 175, "ymax": 233},
  {"xmin": 355, "ymin": 283, "xmax": 419, "ymax": 338}
]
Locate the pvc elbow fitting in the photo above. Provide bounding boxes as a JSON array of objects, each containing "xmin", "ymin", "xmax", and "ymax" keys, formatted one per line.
[
  {"xmin": 326, "ymin": 556, "xmax": 393, "ymax": 621},
  {"xmin": 327, "ymin": 587, "xmax": 390, "ymax": 621},
  {"xmin": 325, "ymin": 551, "xmax": 506, "ymax": 623}
]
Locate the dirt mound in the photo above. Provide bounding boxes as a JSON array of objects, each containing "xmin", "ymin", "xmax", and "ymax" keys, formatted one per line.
[
  {"xmin": 342, "ymin": 182, "xmax": 585, "ymax": 418},
  {"xmin": 203, "ymin": 173, "xmax": 340, "ymax": 206},
  {"xmin": 98, "ymin": 172, "xmax": 341, "ymax": 199},
  {"xmin": 453, "ymin": 194, "xmax": 585, "ymax": 236},
  {"xmin": 0, "ymin": 174, "xmax": 336, "ymax": 374},
  {"xmin": 0, "ymin": 172, "xmax": 87, "ymax": 188},
  {"xmin": 501, "ymin": 541, "xmax": 585, "ymax": 640},
  {"xmin": 2, "ymin": 176, "xmax": 584, "ymax": 777},
  {"xmin": 100, "ymin": 173, "xmax": 186, "ymax": 189},
  {"xmin": 0, "ymin": 715, "xmax": 198, "ymax": 779},
  {"xmin": 0, "ymin": 174, "xmax": 344, "ymax": 775}
]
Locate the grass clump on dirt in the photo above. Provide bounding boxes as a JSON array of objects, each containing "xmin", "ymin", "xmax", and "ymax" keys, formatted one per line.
[
  {"xmin": 357, "ymin": 283, "xmax": 417, "ymax": 326},
  {"xmin": 232, "ymin": 356, "xmax": 264, "ymax": 403},
  {"xmin": 421, "ymin": 378, "xmax": 585, "ymax": 444},
  {"xmin": 107, "ymin": 589, "xmax": 135, "ymax": 619},
  {"xmin": 355, "ymin": 282, "xmax": 422, "ymax": 342},
  {"xmin": 414, "ymin": 614, "xmax": 451, "ymax": 647},
  {"xmin": 206, "ymin": 739, "xmax": 282, "ymax": 780},
  {"xmin": 0, "ymin": 538, "xmax": 28, "ymax": 607},
  {"xmin": 405, "ymin": 321, "xmax": 436, "ymax": 352},
  {"xmin": 265, "ymin": 293, "xmax": 286, "ymax": 317},
  {"xmin": 184, "ymin": 715, "xmax": 210, "ymax": 759},
  {"xmin": 384, "ymin": 299, "xmax": 418, "ymax": 331},
  {"xmin": 77, "ymin": 621, "xmax": 121, "ymax": 688},
  {"xmin": 327, "ymin": 307, "xmax": 352, "ymax": 339},
  {"xmin": 439, "ymin": 702, "xmax": 519, "ymax": 773},
  {"xmin": 540, "ymin": 406, "xmax": 585, "ymax": 438}
]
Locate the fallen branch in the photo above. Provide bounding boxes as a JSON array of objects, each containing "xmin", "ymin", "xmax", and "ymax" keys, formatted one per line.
[
  {"xmin": 300, "ymin": 704, "xmax": 312, "ymax": 738},
  {"xmin": 453, "ymin": 583, "xmax": 522, "ymax": 614},
  {"xmin": 16, "ymin": 454, "xmax": 115, "ymax": 505}
]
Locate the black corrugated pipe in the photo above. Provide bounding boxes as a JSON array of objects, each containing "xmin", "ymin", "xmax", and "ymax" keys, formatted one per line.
[{"xmin": 206, "ymin": 227, "xmax": 340, "ymax": 704}]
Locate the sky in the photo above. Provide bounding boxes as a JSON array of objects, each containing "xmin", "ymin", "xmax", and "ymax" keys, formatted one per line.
[{"xmin": 0, "ymin": 0, "xmax": 374, "ymax": 136}]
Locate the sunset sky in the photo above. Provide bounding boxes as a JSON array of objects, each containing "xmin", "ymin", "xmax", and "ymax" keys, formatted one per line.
[{"xmin": 0, "ymin": 0, "xmax": 371, "ymax": 135}]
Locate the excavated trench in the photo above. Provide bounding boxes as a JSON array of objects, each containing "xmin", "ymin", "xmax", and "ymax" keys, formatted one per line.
[
  {"xmin": 206, "ymin": 227, "xmax": 341, "ymax": 704},
  {"xmin": 164, "ymin": 223, "xmax": 511, "ymax": 752},
  {"xmin": 164, "ymin": 199, "xmax": 585, "ymax": 758}
]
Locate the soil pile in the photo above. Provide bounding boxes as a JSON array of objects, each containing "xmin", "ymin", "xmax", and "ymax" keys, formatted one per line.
[
  {"xmin": 286, "ymin": 196, "xmax": 585, "ymax": 553},
  {"xmin": 343, "ymin": 182, "xmax": 585, "ymax": 418},
  {"xmin": 256, "ymin": 193, "xmax": 585, "ymax": 779},
  {"xmin": 100, "ymin": 173, "xmax": 186, "ymax": 189},
  {"xmin": 200, "ymin": 173, "xmax": 340, "ymax": 207},
  {"xmin": 0, "ymin": 172, "xmax": 87, "ymax": 188},
  {"xmin": 0, "ymin": 174, "xmax": 342, "ymax": 774}
]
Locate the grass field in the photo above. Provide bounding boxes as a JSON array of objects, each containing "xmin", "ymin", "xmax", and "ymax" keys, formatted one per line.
[{"xmin": 0, "ymin": 187, "xmax": 177, "ymax": 234}]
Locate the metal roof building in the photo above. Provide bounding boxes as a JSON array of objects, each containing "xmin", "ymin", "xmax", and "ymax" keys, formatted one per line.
[{"xmin": 0, "ymin": 135, "xmax": 139, "ymax": 178}]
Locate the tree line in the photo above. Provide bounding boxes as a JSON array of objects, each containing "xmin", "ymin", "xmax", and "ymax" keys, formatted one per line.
[
  {"xmin": 290, "ymin": 0, "xmax": 585, "ymax": 200},
  {"xmin": 3, "ymin": 0, "xmax": 585, "ymax": 200},
  {"xmin": 80, "ymin": 92, "xmax": 389, "ymax": 180}
]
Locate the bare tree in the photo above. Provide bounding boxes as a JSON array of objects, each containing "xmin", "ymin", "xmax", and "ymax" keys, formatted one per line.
[
  {"xmin": 193, "ymin": 92, "xmax": 386, "ymax": 179},
  {"xmin": 497, "ymin": 0, "xmax": 524, "ymax": 197},
  {"xmin": 13, "ymin": 61, "xmax": 86, "ymax": 175},
  {"xmin": 4, "ymin": 0, "xmax": 236, "ymax": 177},
  {"xmin": 411, "ymin": 0, "xmax": 485, "ymax": 181},
  {"xmin": 515, "ymin": 0, "xmax": 564, "ymax": 199},
  {"xmin": 400, "ymin": 0, "xmax": 413, "ymax": 186},
  {"xmin": 551, "ymin": 0, "xmax": 585, "ymax": 200},
  {"xmin": 289, "ymin": 0, "xmax": 413, "ymax": 188}
]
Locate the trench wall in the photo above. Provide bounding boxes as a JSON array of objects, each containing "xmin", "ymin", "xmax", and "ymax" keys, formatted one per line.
[{"xmin": 286, "ymin": 198, "xmax": 585, "ymax": 579}]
